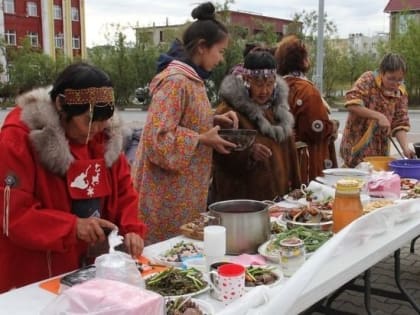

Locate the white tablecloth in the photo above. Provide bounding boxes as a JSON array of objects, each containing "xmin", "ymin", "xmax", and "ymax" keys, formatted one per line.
[{"xmin": 1, "ymin": 198, "xmax": 420, "ymax": 315}]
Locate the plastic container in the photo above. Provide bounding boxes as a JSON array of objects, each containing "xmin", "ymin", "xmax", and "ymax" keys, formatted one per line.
[
  {"xmin": 332, "ymin": 179, "xmax": 363, "ymax": 233},
  {"xmin": 279, "ymin": 237, "xmax": 305, "ymax": 277},
  {"xmin": 389, "ymin": 159, "xmax": 420, "ymax": 180},
  {"xmin": 363, "ymin": 156, "xmax": 395, "ymax": 171}
]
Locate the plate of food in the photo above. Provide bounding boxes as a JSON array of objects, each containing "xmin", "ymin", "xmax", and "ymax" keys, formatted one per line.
[
  {"xmin": 154, "ymin": 241, "xmax": 203, "ymax": 267},
  {"xmin": 258, "ymin": 227, "xmax": 333, "ymax": 262},
  {"xmin": 283, "ymin": 187, "xmax": 313, "ymax": 205},
  {"xmin": 400, "ymin": 178, "xmax": 418, "ymax": 190},
  {"xmin": 145, "ymin": 267, "xmax": 210, "ymax": 299},
  {"xmin": 245, "ymin": 265, "xmax": 282, "ymax": 290},
  {"xmin": 166, "ymin": 296, "xmax": 215, "ymax": 315}
]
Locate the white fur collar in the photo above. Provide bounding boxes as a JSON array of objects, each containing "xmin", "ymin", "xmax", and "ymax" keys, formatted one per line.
[
  {"xmin": 16, "ymin": 86, "xmax": 123, "ymax": 176},
  {"xmin": 219, "ymin": 75, "xmax": 294, "ymax": 142}
]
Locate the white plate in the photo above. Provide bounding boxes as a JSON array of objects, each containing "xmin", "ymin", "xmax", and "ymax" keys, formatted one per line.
[
  {"xmin": 154, "ymin": 242, "xmax": 203, "ymax": 267},
  {"xmin": 282, "ymin": 195, "xmax": 308, "ymax": 205},
  {"xmin": 245, "ymin": 265, "xmax": 282, "ymax": 290},
  {"xmin": 165, "ymin": 298, "xmax": 215, "ymax": 315},
  {"xmin": 400, "ymin": 178, "xmax": 418, "ymax": 190},
  {"xmin": 258, "ymin": 240, "xmax": 279, "ymax": 263}
]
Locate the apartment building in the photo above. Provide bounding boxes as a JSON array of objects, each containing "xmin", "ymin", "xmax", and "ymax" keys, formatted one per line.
[{"xmin": 0, "ymin": 0, "xmax": 87, "ymax": 80}]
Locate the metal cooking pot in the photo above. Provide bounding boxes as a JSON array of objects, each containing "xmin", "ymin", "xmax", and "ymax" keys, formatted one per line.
[{"xmin": 208, "ymin": 199, "xmax": 270, "ymax": 255}]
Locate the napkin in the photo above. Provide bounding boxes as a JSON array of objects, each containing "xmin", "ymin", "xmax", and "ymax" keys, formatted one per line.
[
  {"xmin": 306, "ymin": 180, "xmax": 335, "ymax": 201},
  {"xmin": 231, "ymin": 254, "xmax": 267, "ymax": 266}
]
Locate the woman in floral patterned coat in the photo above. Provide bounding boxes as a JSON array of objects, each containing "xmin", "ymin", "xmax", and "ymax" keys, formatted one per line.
[
  {"xmin": 276, "ymin": 35, "xmax": 339, "ymax": 183},
  {"xmin": 340, "ymin": 53, "xmax": 415, "ymax": 167},
  {"xmin": 132, "ymin": 2, "xmax": 238, "ymax": 244}
]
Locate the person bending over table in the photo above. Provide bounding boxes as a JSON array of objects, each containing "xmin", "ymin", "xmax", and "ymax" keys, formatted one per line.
[
  {"xmin": 210, "ymin": 48, "xmax": 301, "ymax": 202},
  {"xmin": 340, "ymin": 52, "xmax": 415, "ymax": 167},
  {"xmin": 0, "ymin": 62, "xmax": 146, "ymax": 293}
]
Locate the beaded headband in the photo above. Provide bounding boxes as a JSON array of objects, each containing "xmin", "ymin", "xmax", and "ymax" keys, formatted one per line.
[
  {"xmin": 63, "ymin": 87, "xmax": 114, "ymax": 106},
  {"xmin": 242, "ymin": 68, "xmax": 276, "ymax": 78}
]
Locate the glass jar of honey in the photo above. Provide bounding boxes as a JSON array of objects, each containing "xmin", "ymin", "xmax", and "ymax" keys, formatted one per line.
[{"xmin": 332, "ymin": 179, "xmax": 363, "ymax": 233}]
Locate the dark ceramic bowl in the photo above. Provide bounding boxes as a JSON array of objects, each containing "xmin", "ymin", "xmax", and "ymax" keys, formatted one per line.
[{"xmin": 218, "ymin": 129, "xmax": 257, "ymax": 151}]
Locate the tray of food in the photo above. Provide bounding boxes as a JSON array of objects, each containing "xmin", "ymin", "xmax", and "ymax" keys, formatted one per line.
[
  {"xmin": 166, "ymin": 297, "xmax": 214, "ymax": 315},
  {"xmin": 180, "ymin": 213, "xmax": 216, "ymax": 240},
  {"xmin": 245, "ymin": 265, "xmax": 282, "ymax": 289},
  {"xmin": 155, "ymin": 241, "xmax": 203, "ymax": 267},
  {"xmin": 145, "ymin": 267, "xmax": 209, "ymax": 298}
]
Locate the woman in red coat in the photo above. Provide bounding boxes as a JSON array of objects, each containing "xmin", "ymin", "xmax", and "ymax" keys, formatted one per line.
[{"xmin": 0, "ymin": 62, "xmax": 146, "ymax": 293}]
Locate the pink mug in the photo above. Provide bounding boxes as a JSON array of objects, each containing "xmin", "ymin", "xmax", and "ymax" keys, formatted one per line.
[{"xmin": 209, "ymin": 263, "xmax": 245, "ymax": 304}]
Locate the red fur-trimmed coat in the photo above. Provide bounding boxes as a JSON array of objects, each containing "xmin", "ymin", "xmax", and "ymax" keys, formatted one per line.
[
  {"xmin": 0, "ymin": 87, "xmax": 146, "ymax": 293},
  {"xmin": 210, "ymin": 75, "xmax": 301, "ymax": 202}
]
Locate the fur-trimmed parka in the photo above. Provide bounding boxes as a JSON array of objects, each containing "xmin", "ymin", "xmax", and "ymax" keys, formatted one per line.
[
  {"xmin": 210, "ymin": 74, "xmax": 301, "ymax": 202},
  {"xmin": 0, "ymin": 87, "xmax": 146, "ymax": 293}
]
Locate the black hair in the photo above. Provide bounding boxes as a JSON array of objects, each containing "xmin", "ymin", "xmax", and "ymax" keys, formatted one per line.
[
  {"xmin": 50, "ymin": 62, "xmax": 114, "ymax": 122},
  {"xmin": 379, "ymin": 53, "xmax": 407, "ymax": 74},
  {"xmin": 243, "ymin": 43, "xmax": 259, "ymax": 58},
  {"xmin": 243, "ymin": 48, "xmax": 276, "ymax": 70},
  {"xmin": 182, "ymin": 2, "xmax": 228, "ymax": 57}
]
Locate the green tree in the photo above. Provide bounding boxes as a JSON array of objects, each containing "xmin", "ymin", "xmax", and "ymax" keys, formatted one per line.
[
  {"xmin": 6, "ymin": 38, "xmax": 70, "ymax": 95},
  {"xmin": 380, "ymin": 17, "xmax": 420, "ymax": 105}
]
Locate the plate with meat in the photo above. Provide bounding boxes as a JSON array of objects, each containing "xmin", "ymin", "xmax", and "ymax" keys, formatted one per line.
[
  {"xmin": 166, "ymin": 296, "xmax": 214, "ymax": 315},
  {"xmin": 245, "ymin": 265, "xmax": 282, "ymax": 290}
]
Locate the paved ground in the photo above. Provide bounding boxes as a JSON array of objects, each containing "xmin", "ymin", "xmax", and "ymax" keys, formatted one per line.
[{"xmin": 307, "ymin": 240, "xmax": 420, "ymax": 315}]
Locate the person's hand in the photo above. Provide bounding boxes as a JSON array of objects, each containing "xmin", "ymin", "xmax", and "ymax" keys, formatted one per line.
[
  {"xmin": 330, "ymin": 119, "xmax": 340, "ymax": 141},
  {"xmin": 214, "ymin": 111, "xmax": 239, "ymax": 129},
  {"xmin": 251, "ymin": 143, "xmax": 272, "ymax": 161},
  {"xmin": 124, "ymin": 232, "xmax": 144, "ymax": 257},
  {"xmin": 376, "ymin": 113, "xmax": 391, "ymax": 135},
  {"xmin": 199, "ymin": 126, "xmax": 237, "ymax": 154},
  {"xmin": 76, "ymin": 217, "xmax": 116, "ymax": 244},
  {"xmin": 402, "ymin": 147, "xmax": 416, "ymax": 159}
]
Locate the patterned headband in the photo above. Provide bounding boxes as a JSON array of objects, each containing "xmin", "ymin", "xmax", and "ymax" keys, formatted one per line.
[
  {"xmin": 243, "ymin": 68, "xmax": 276, "ymax": 78},
  {"xmin": 63, "ymin": 87, "xmax": 114, "ymax": 106}
]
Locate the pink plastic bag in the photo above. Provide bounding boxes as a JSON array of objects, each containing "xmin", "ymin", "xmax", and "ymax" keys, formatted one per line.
[{"xmin": 41, "ymin": 278, "xmax": 164, "ymax": 315}]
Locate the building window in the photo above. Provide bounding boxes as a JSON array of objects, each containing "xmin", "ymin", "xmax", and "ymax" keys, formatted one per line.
[
  {"xmin": 27, "ymin": 1, "xmax": 37, "ymax": 16},
  {"xmin": 5, "ymin": 30, "xmax": 16, "ymax": 45},
  {"xmin": 27, "ymin": 32, "xmax": 39, "ymax": 47},
  {"xmin": 4, "ymin": 0, "xmax": 15, "ymax": 14},
  {"xmin": 55, "ymin": 34, "xmax": 64, "ymax": 48},
  {"xmin": 72, "ymin": 36, "xmax": 80, "ymax": 49},
  {"xmin": 71, "ymin": 7, "xmax": 79, "ymax": 21},
  {"xmin": 53, "ymin": 5, "xmax": 62, "ymax": 20}
]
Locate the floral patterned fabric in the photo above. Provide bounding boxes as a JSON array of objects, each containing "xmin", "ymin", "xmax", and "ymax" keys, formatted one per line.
[
  {"xmin": 132, "ymin": 61, "xmax": 213, "ymax": 244},
  {"xmin": 340, "ymin": 71, "xmax": 410, "ymax": 167}
]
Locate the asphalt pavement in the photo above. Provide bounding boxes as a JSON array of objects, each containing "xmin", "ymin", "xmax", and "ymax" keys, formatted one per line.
[{"xmin": 306, "ymin": 240, "xmax": 420, "ymax": 315}]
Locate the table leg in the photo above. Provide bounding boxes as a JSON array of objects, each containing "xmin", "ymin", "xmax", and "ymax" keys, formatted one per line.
[
  {"xmin": 393, "ymin": 249, "xmax": 420, "ymax": 313},
  {"xmin": 410, "ymin": 235, "xmax": 420, "ymax": 254},
  {"xmin": 363, "ymin": 269, "xmax": 373, "ymax": 315}
]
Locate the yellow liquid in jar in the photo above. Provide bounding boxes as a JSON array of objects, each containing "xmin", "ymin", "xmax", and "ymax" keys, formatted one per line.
[{"xmin": 332, "ymin": 192, "xmax": 363, "ymax": 233}]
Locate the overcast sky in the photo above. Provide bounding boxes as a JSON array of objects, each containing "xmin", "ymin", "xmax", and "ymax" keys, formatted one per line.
[{"xmin": 85, "ymin": 0, "xmax": 391, "ymax": 47}]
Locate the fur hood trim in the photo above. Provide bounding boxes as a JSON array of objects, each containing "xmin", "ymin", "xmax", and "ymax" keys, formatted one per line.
[
  {"xmin": 16, "ymin": 86, "xmax": 123, "ymax": 176},
  {"xmin": 219, "ymin": 74, "xmax": 294, "ymax": 142}
]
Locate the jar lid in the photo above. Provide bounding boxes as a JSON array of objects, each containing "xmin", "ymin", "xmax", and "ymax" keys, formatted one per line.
[
  {"xmin": 279, "ymin": 237, "xmax": 303, "ymax": 247},
  {"xmin": 336, "ymin": 179, "xmax": 361, "ymax": 193}
]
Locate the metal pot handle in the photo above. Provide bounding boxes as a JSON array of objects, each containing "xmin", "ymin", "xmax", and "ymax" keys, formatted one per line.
[{"xmin": 262, "ymin": 200, "xmax": 275, "ymax": 206}]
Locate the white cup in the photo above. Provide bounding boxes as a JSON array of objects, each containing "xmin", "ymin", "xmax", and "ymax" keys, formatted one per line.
[{"xmin": 204, "ymin": 225, "xmax": 226, "ymax": 270}]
